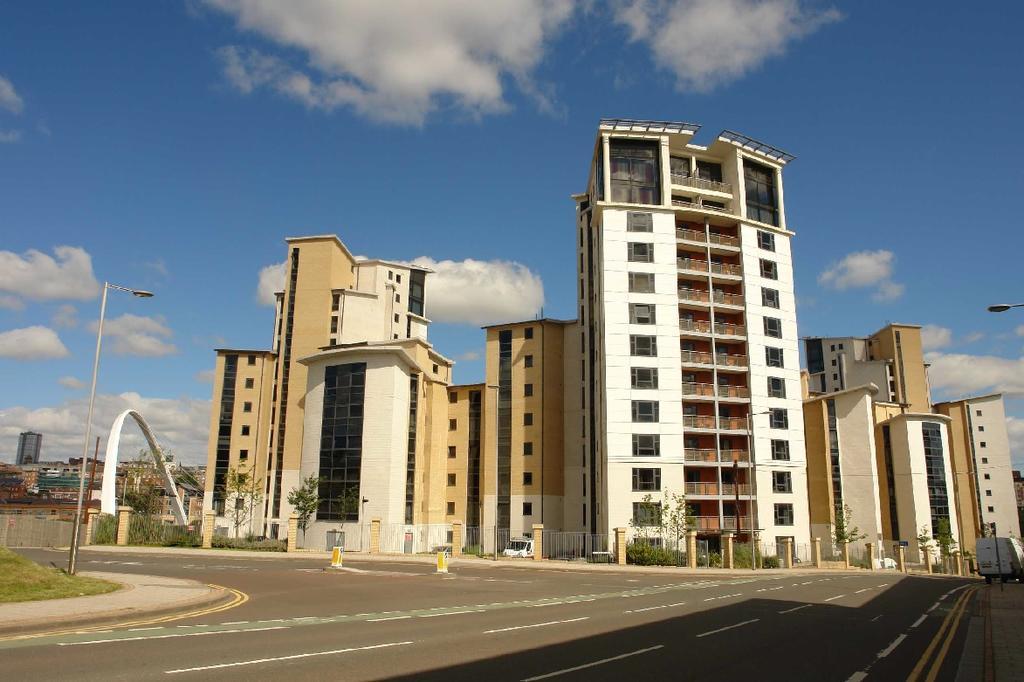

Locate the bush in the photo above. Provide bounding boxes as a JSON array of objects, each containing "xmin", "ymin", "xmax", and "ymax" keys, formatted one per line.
[
  {"xmin": 733, "ymin": 544, "xmax": 755, "ymax": 569},
  {"xmin": 761, "ymin": 555, "xmax": 780, "ymax": 569},
  {"xmin": 92, "ymin": 514, "xmax": 117, "ymax": 545},
  {"xmin": 211, "ymin": 535, "xmax": 287, "ymax": 552},
  {"xmin": 627, "ymin": 542, "xmax": 682, "ymax": 566},
  {"xmin": 709, "ymin": 551, "xmax": 722, "ymax": 568}
]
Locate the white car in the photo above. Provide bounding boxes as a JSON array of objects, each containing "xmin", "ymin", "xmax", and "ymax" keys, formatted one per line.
[
  {"xmin": 874, "ymin": 557, "xmax": 897, "ymax": 569},
  {"xmin": 503, "ymin": 538, "xmax": 534, "ymax": 558}
]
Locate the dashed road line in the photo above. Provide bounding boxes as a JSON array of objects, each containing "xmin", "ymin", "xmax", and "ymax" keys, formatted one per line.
[
  {"xmin": 778, "ymin": 604, "xmax": 812, "ymax": 614},
  {"xmin": 522, "ymin": 645, "xmax": 662, "ymax": 681},
  {"xmin": 484, "ymin": 617, "xmax": 589, "ymax": 634},
  {"xmin": 823, "ymin": 594, "xmax": 846, "ymax": 602},
  {"xmin": 165, "ymin": 640, "xmax": 413, "ymax": 674},
  {"xmin": 696, "ymin": 619, "xmax": 759, "ymax": 638}
]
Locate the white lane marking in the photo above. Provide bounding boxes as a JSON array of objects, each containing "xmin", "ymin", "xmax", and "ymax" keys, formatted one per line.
[
  {"xmin": 165, "ymin": 640, "xmax": 413, "ymax": 674},
  {"xmin": 220, "ymin": 621, "xmax": 248, "ymax": 625},
  {"xmin": 703, "ymin": 593, "xmax": 742, "ymax": 602},
  {"xmin": 418, "ymin": 610, "xmax": 485, "ymax": 618},
  {"xmin": 485, "ymin": 617, "xmax": 589, "ymax": 634},
  {"xmin": 870, "ymin": 615, "xmax": 882, "ymax": 622},
  {"xmin": 625, "ymin": 602, "xmax": 686, "ymax": 614},
  {"xmin": 528, "ymin": 601, "xmax": 566, "ymax": 608},
  {"xmin": 696, "ymin": 619, "xmax": 760, "ymax": 638},
  {"xmin": 778, "ymin": 604, "xmax": 812, "ymax": 614},
  {"xmin": 876, "ymin": 633, "xmax": 906, "ymax": 658},
  {"xmin": 911, "ymin": 614, "xmax": 927, "ymax": 628},
  {"xmin": 854, "ymin": 588, "xmax": 872, "ymax": 594},
  {"xmin": 823, "ymin": 594, "xmax": 847, "ymax": 602},
  {"xmin": 845, "ymin": 671, "xmax": 868, "ymax": 682},
  {"xmin": 128, "ymin": 627, "xmax": 162, "ymax": 632},
  {"xmin": 368, "ymin": 616, "xmax": 412, "ymax": 622},
  {"xmin": 927, "ymin": 602, "xmax": 940, "ymax": 612},
  {"xmin": 522, "ymin": 645, "xmax": 663, "ymax": 681},
  {"xmin": 801, "ymin": 581, "xmax": 814, "ymax": 585},
  {"xmin": 60, "ymin": 626, "xmax": 288, "ymax": 646}
]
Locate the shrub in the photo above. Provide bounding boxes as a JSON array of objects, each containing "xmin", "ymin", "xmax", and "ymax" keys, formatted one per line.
[
  {"xmin": 709, "ymin": 551, "xmax": 722, "ymax": 568},
  {"xmin": 626, "ymin": 542, "xmax": 681, "ymax": 566},
  {"xmin": 761, "ymin": 555, "xmax": 780, "ymax": 569},
  {"xmin": 211, "ymin": 535, "xmax": 287, "ymax": 552},
  {"xmin": 92, "ymin": 514, "xmax": 117, "ymax": 545}
]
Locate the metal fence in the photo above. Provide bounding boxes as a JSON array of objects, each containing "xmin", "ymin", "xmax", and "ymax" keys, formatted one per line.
[
  {"xmin": 319, "ymin": 524, "xmax": 371, "ymax": 553},
  {"xmin": 89, "ymin": 513, "xmax": 117, "ymax": 545},
  {"xmin": 543, "ymin": 531, "xmax": 610, "ymax": 562},
  {"xmin": 128, "ymin": 514, "xmax": 201, "ymax": 547},
  {"xmin": 377, "ymin": 523, "xmax": 453, "ymax": 554},
  {"xmin": 0, "ymin": 514, "xmax": 75, "ymax": 548}
]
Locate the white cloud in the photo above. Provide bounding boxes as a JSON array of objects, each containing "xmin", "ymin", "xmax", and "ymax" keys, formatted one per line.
[
  {"xmin": 1007, "ymin": 416, "xmax": 1024, "ymax": 468},
  {"xmin": 0, "ymin": 295, "xmax": 24, "ymax": 311},
  {"xmin": 0, "ymin": 246, "xmax": 100, "ymax": 302},
  {"xmin": 456, "ymin": 350, "xmax": 481, "ymax": 362},
  {"xmin": 58, "ymin": 376, "xmax": 85, "ymax": 390},
  {"xmin": 0, "ymin": 326, "xmax": 70, "ymax": 360},
  {"xmin": 90, "ymin": 314, "xmax": 178, "ymax": 357},
  {"xmin": 0, "ymin": 392, "xmax": 212, "ymax": 465},
  {"xmin": 613, "ymin": 0, "xmax": 840, "ymax": 92},
  {"xmin": 920, "ymin": 325, "xmax": 952, "ymax": 352},
  {"xmin": 411, "ymin": 257, "xmax": 544, "ymax": 326},
  {"xmin": 256, "ymin": 260, "xmax": 286, "ymax": 306},
  {"xmin": 925, "ymin": 351, "xmax": 1024, "ymax": 400},
  {"xmin": 818, "ymin": 249, "xmax": 904, "ymax": 302},
  {"xmin": 0, "ymin": 75, "xmax": 23, "ymax": 114},
  {"xmin": 52, "ymin": 304, "xmax": 79, "ymax": 329},
  {"xmin": 964, "ymin": 331, "xmax": 985, "ymax": 344},
  {"xmin": 0, "ymin": 129, "xmax": 21, "ymax": 143},
  {"xmin": 206, "ymin": 0, "xmax": 575, "ymax": 125},
  {"xmin": 195, "ymin": 369, "xmax": 216, "ymax": 384},
  {"xmin": 1016, "ymin": 325, "xmax": 1024, "ymax": 338}
]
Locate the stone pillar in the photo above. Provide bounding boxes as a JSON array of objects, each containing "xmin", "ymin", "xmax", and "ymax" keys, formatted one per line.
[
  {"xmin": 954, "ymin": 551, "xmax": 963, "ymax": 576},
  {"xmin": 841, "ymin": 541, "xmax": 850, "ymax": 569},
  {"xmin": 723, "ymin": 532, "xmax": 735, "ymax": 569},
  {"xmin": 687, "ymin": 531, "xmax": 698, "ymax": 569},
  {"xmin": 532, "ymin": 524, "xmax": 544, "ymax": 561},
  {"xmin": 781, "ymin": 538, "xmax": 793, "ymax": 569},
  {"xmin": 897, "ymin": 545, "xmax": 907, "ymax": 573},
  {"xmin": 866, "ymin": 543, "xmax": 876, "ymax": 571},
  {"xmin": 116, "ymin": 506, "xmax": 132, "ymax": 546},
  {"xmin": 614, "ymin": 527, "xmax": 627, "ymax": 565},
  {"xmin": 369, "ymin": 518, "xmax": 381, "ymax": 554},
  {"xmin": 451, "ymin": 521, "xmax": 463, "ymax": 558},
  {"xmin": 202, "ymin": 511, "xmax": 215, "ymax": 548},
  {"xmin": 83, "ymin": 508, "xmax": 99, "ymax": 547},
  {"xmin": 924, "ymin": 547, "xmax": 933, "ymax": 574},
  {"xmin": 287, "ymin": 514, "xmax": 299, "ymax": 552},
  {"xmin": 812, "ymin": 537, "xmax": 822, "ymax": 568}
]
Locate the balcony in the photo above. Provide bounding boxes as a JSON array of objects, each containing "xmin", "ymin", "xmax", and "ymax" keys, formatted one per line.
[
  {"xmin": 670, "ymin": 172, "xmax": 733, "ymax": 195},
  {"xmin": 672, "ymin": 197, "xmax": 732, "ymax": 214},
  {"xmin": 680, "ymin": 349, "xmax": 714, "ymax": 366},
  {"xmin": 715, "ymin": 353, "xmax": 748, "ymax": 369},
  {"xmin": 675, "ymin": 228, "xmax": 740, "ymax": 249},
  {"xmin": 718, "ymin": 417, "xmax": 749, "ymax": 431},
  {"xmin": 681, "ymin": 382, "xmax": 750, "ymax": 400},
  {"xmin": 714, "ymin": 321, "xmax": 746, "ymax": 337},
  {"xmin": 711, "ymin": 290, "xmax": 744, "ymax": 307},
  {"xmin": 722, "ymin": 517, "xmax": 754, "ymax": 531},
  {"xmin": 677, "ymin": 258, "xmax": 743, "ymax": 278},
  {"xmin": 720, "ymin": 448, "xmax": 749, "ymax": 463},
  {"xmin": 716, "ymin": 384, "xmax": 750, "ymax": 399},
  {"xmin": 679, "ymin": 319, "xmax": 712, "ymax": 334},
  {"xmin": 720, "ymin": 483, "xmax": 752, "ymax": 496},
  {"xmin": 678, "ymin": 288, "xmax": 710, "ymax": 304},
  {"xmin": 684, "ymin": 448, "xmax": 750, "ymax": 464},
  {"xmin": 682, "ymin": 415, "xmax": 717, "ymax": 430},
  {"xmin": 684, "ymin": 482, "xmax": 719, "ymax": 496}
]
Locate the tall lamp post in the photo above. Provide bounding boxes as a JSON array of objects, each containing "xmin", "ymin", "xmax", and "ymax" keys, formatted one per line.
[
  {"xmin": 68, "ymin": 282, "xmax": 154, "ymax": 574},
  {"xmin": 485, "ymin": 384, "xmax": 500, "ymax": 561},
  {"xmin": 744, "ymin": 410, "xmax": 772, "ymax": 570},
  {"xmin": 987, "ymin": 303, "xmax": 1024, "ymax": 313}
]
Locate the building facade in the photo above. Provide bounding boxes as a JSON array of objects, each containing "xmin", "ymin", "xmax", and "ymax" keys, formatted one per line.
[{"xmin": 16, "ymin": 431, "xmax": 42, "ymax": 465}]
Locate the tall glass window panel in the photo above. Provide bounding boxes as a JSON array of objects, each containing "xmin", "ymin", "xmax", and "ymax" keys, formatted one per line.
[
  {"xmin": 628, "ymin": 272, "xmax": 655, "ymax": 293},
  {"xmin": 610, "ymin": 139, "xmax": 661, "ymax": 205},
  {"xmin": 744, "ymin": 160, "xmax": 779, "ymax": 226},
  {"xmin": 627, "ymin": 242, "xmax": 654, "ymax": 263},
  {"xmin": 629, "ymin": 303, "xmax": 656, "ymax": 325}
]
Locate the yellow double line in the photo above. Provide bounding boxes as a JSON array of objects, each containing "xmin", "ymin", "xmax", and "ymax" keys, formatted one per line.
[
  {"xmin": 0, "ymin": 584, "xmax": 248, "ymax": 644},
  {"xmin": 907, "ymin": 585, "xmax": 977, "ymax": 682}
]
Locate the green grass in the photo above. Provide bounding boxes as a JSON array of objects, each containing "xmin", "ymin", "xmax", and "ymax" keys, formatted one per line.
[{"xmin": 0, "ymin": 547, "xmax": 120, "ymax": 603}]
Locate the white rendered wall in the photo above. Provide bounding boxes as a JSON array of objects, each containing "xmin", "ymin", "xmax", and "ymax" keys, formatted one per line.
[
  {"xmin": 835, "ymin": 391, "xmax": 884, "ymax": 552},
  {"xmin": 969, "ymin": 396, "xmax": 1021, "ymax": 537}
]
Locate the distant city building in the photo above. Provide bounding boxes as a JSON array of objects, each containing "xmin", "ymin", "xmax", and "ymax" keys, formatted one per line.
[{"xmin": 16, "ymin": 431, "xmax": 42, "ymax": 465}]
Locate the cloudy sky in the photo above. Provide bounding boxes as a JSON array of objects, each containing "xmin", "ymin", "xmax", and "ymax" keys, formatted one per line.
[{"xmin": 1, "ymin": 2, "xmax": 1023, "ymax": 466}]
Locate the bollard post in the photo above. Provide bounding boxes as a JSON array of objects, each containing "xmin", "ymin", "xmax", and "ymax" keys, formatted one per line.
[
  {"xmin": 723, "ymin": 532, "xmax": 735, "ymax": 569},
  {"xmin": 287, "ymin": 514, "xmax": 299, "ymax": 552},
  {"xmin": 330, "ymin": 546, "xmax": 344, "ymax": 569},
  {"xmin": 532, "ymin": 524, "xmax": 544, "ymax": 561},
  {"xmin": 370, "ymin": 519, "xmax": 381, "ymax": 554},
  {"xmin": 116, "ymin": 506, "xmax": 132, "ymax": 546},
  {"xmin": 924, "ymin": 547, "xmax": 933, "ymax": 574},
  {"xmin": 615, "ymin": 527, "xmax": 627, "ymax": 565},
  {"xmin": 841, "ymin": 541, "xmax": 850, "ymax": 569},
  {"xmin": 436, "ymin": 551, "xmax": 448, "ymax": 574},
  {"xmin": 83, "ymin": 508, "xmax": 99, "ymax": 547},
  {"xmin": 687, "ymin": 530, "xmax": 698, "ymax": 569},
  {"xmin": 866, "ymin": 543, "xmax": 876, "ymax": 571},
  {"xmin": 897, "ymin": 545, "xmax": 907, "ymax": 573},
  {"xmin": 954, "ymin": 551, "xmax": 963, "ymax": 576},
  {"xmin": 812, "ymin": 537, "xmax": 822, "ymax": 568},
  {"xmin": 451, "ymin": 521, "xmax": 463, "ymax": 558},
  {"xmin": 202, "ymin": 511, "xmax": 215, "ymax": 548},
  {"xmin": 781, "ymin": 538, "xmax": 793, "ymax": 569}
]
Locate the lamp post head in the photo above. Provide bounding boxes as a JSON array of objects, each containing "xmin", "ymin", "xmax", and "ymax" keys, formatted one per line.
[
  {"xmin": 988, "ymin": 304, "xmax": 1011, "ymax": 312},
  {"xmin": 132, "ymin": 290, "xmax": 154, "ymax": 298}
]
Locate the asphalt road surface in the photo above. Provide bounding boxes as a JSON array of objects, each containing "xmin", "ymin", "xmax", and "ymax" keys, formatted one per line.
[{"xmin": 5, "ymin": 548, "xmax": 977, "ymax": 681}]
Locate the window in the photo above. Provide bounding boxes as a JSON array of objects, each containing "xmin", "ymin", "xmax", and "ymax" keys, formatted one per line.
[
  {"xmin": 773, "ymin": 471, "xmax": 792, "ymax": 493},
  {"xmin": 610, "ymin": 139, "xmax": 660, "ymax": 204},
  {"xmin": 330, "ymin": 317, "xmax": 339, "ymax": 334},
  {"xmin": 631, "ymin": 367, "xmax": 659, "ymax": 389},
  {"xmin": 988, "ymin": 506, "xmax": 995, "ymax": 513},
  {"xmin": 771, "ymin": 439, "xmax": 790, "ymax": 460},
  {"xmin": 331, "ymin": 294, "xmax": 340, "ymax": 312},
  {"xmin": 388, "ymin": 271, "xmax": 393, "ymax": 280},
  {"xmin": 523, "ymin": 502, "xmax": 534, "ymax": 516},
  {"xmin": 980, "ymin": 442, "xmax": 987, "ymax": 448},
  {"xmin": 396, "ymin": 274, "xmax": 401, "ymax": 283},
  {"xmin": 766, "ymin": 347, "xmax": 784, "ymax": 368},
  {"xmin": 394, "ymin": 313, "xmax": 400, "ymax": 323},
  {"xmin": 763, "ymin": 317, "xmax": 782, "ymax": 338},
  {"xmin": 768, "ymin": 377, "xmax": 787, "ymax": 398},
  {"xmin": 632, "ymin": 501, "xmax": 662, "ymax": 526},
  {"xmin": 524, "ymin": 442, "xmax": 533, "ymax": 456},
  {"xmin": 627, "ymin": 242, "xmax": 654, "ymax": 263},
  {"xmin": 757, "ymin": 230, "xmax": 776, "ymax": 251},
  {"xmin": 395, "ymin": 294, "xmax": 400, "ymax": 303},
  {"xmin": 632, "ymin": 434, "xmax": 660, "ymax": 457},
  {"xmin": 525, "ymin": 355, "xmax": 534, "ymax": 368},
  {"xmin": 243, "ymin": 401, "xmax": 252, "ymax": 413},
  {"xmin": 317, "ymin": 362, "xmax": 366, "ymax": 522},
  {"xmin": 760, "ymin": 259, "xmax": 778, "ymax": 280},
  {"xmin": 696, "ymin": 160, "xmax": 723, "ymax": 183},
  {"xmin": 408, "ymin": 269, "xmax": 424, "ymax": 317},
  {"xmin": 984, "ymin": 473, "xmax": 991, "ymax": 480},
  {"xmin": 449, "ymin": 392, "xmax": 458, "ymax": 403},
  {"xmin": 632, "ymin": 468, "xmax": 662, "ymax": 491},
  {"xmin": 245, "ymin": 377, "xmax": 255, "ymax": 389},
  {"xmin": 521, "ymin": 472, "xmax": 533, "ymax": 486},
  {"xmin": 769, "ymin": 408, "xmax": 788, "ymax": 429},
  {"xmin": 449, "ymin": 419, "xmax": 457, "ymax": 431},
  {"xmin": 745, "ymin": 160, "xmax": 778, "ymax": 226},
  {"xmin": 240, "ymin": 425, "xmax": 250, "ymax": 436},
  {"xmin": 447, "ymin": 446, "xmax": 456, "ymax": 459},
  {"xmin": 239, "ymin": 449, "xmax": 249, "ymax": 460},
  {"xmin": 628, "ymin": 272, "xmax": 655, "ymax": 293},
  {"xmin": 986, "ymin": 490, "xmax": 992, "ymax": 497},
  {"xmin": 446, "ymin": 502, "xmax": 456, "ymax": 515},
  {"xmin": 982, "ymin": 457, "xmax": 989, "ymax": 464},
  {"xmin": 524, "ymin": 383, "xmax": 534, "ymax": 397},
  {"xmin": 632, "ymin": 400, "xmax": 659, "ymax": 422},
  {"xmin": 627, "ymin": 211, "xmax": 653, "ymax": 232},
  {"xmin": 629, "ymin": 303, "xmax": 657, "ymax": 325},
  {"xmin": 774, "ymin": 504, "xmax": 794, "ymax": 526},
  {"xmin": 762, "ymin": 288, "xmax": 780, "ymax": 308},
  {"xmin": 447, "ymin": 474, "xmax": 456, "ymax": 486},
  {"xmin": 978, "ymin": 425, "xmax": 985, "ymax": 432},
  {"xmin": 922, "ymin": 422, "xmax": 950, "ymax": 533},
  {"xmin": 524, "ymin": 326, "xmax": 534, "ymax": 340},
  {"xmin": 630, "ymin": 335, "xmax": 658, "ymax": 356},
  {"xmin": 247, "ymin": 354, "xmax": 256, "ymax": 366},
  {"xmin": 976, "ymin": 410, "xmax": 983, "ymax": 417}
]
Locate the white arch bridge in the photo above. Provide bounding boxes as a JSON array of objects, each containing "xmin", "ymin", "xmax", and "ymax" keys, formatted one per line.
[{"xmin": 100, "ymin": 409, "xmax": 188, "ymax": 525}]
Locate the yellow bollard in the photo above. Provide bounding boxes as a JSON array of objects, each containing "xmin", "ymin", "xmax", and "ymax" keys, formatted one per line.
[
  {"xmin": 330, "ymin": 546, "xmax": 344, "ymax": 569},
  {"xmin": 436, "ymin": 551, "xmax": 449, "ymax": 574}
]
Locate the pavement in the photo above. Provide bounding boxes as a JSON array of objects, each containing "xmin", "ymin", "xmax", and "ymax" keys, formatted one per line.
[
  {"xmin": 0, "ymin": 546, "xmax": 986, "ymax": 681},
  {"xmin": 985, "ymin": 581, "xmax": 1024, "ymax": 681}
]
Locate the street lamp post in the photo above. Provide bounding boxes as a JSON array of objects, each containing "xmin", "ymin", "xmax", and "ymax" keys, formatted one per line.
[
  {"xmin": 67, "ymin": 282, "xmax": 153, "ymax": 575},
  {"xmin": 485, "ymin": 384, "xmax": 500, "ymax": 561}
]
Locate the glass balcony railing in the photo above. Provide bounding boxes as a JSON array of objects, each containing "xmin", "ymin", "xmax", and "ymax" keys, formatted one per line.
[{"xmin": 671, "ymin": 173, "xmax": 733, "ymax": 194}]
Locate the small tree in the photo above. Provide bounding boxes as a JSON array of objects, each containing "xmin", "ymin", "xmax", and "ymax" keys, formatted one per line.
[
  {"xmin": 935, "ymin": 518, "xmax": 957, "ymax": 557},
  {"xmin": 662, "ymin": 490, "xmax": 695, "ymax": 564},
  {"xmin": 628, "ymin": 494, "xmax": 662, "ymax": 542},
  {"xmin": 832, "ymin": 503, "xmax": 867, "ymax": 546},
  {"xmin": 287, "ymin": 475, "xmax": 321, "ymax": 546},
  {"xmin": 225, "ymin": 464, "xmax": 263, "ymax": 538},
  {"xmin": 916, "ymin": 525, "xmax": 933, "ymax": 560}
]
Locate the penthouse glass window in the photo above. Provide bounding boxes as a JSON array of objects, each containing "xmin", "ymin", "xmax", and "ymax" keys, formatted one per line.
[
  {"xmin": 774, "ymin": 503, "xmax": 794, "ymax": 526},
  {"xmin": 632, "ymin": 467, "xmax": 662, "ymax": 492},
  {"xmin": 768, "ymin": 377, "xmax": 787, "ymax": 398},
  {"xmin": 696, "ymin": 160, "xmax": 723, "ymax": 183},
  {"xmin": 629, "ymin": 303, "xmax": 656, "ymax": 325},
  {"xmin": 632, "ymin": 400, "xmax": 660, "ymax": 423},
  {"xmin": 610, "ymin": 139, "xmax": 661, "ymax": 205},
  {"xmin": 757, "ymin": 230, "xmax": 776, "ymax": 251},
  {"xmin": 923, "ymin": 422, "xmax": 951, "ymax": 534},
  {"xmin": 631, "ymin": 367, "xmax": 659, "ymax": 389},
  {"xmin": 316, "ymin": 362, "xmax": 366, "ymax": 522},
  {"xmin": 630, "ymin": 335, "xmax": 658, "ymax": 357},
  {"xmin": 760, "ymin": 259, "xmax": 778, "ymax": 280},
  {"xmin": 766, "ymin": 347, "xmax": 784, "ymax": 368},
  {"xmin": 744, "ymin": 160, "xmax": 779, "ymax": 226},
  {"xmin": 408, "ymin": 270, "xmax": 425, "ymax": 317},
  {"xmin": 670, "ymin": 156, "xmax": 690, "ymax": 178},
  {"xmin": 632, "ymin": 434, "xmax": 660, "ymax": 457},
  {"xmin": 627, "ymin": 242, "xmax": 654, "ymax": 263},
  {"xmin": 769, "ymin": 408, "xmax": 788, "ymax": 429},
  {"xmin": 762, "ymin": 288, "xmax": 780, "ymax": 309},
  {"xmin": 764, "ymin": 317, "xmax": 782, "ymax": 338},
  {"xmin": 628, "ymin": 272, "xmax": 655, "ymax": 293},
  {"xmin": 627, "ymin": 211, "xmax": 653, "ymax": 232},
  {"xmin": 771, "ymin": 439, "xmax": 790, "ymax": 461}
]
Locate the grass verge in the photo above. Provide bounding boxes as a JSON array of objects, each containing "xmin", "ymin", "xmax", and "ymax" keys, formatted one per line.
[{"xmin": 0, "ymin": 547, "xmax": 120, "ymax": 603}]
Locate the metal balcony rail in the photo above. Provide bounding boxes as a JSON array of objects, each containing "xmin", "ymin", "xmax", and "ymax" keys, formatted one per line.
[
  {"xmin": 720, "ymin": 449, "xmax": 750, "ymax": 462},
  {"xmin": 676, "ymin": 227, "xmax": 704, "ymax": 243},
  {"xmin": 712, "ymin": 290, "xmax": 744, "ymax": 306},
  {"xmin": 677, "ymin": 257, "xmax": 708, "ymax": 272},
  {"xmin": 714, "ymin": 321, "xmax": 746, "ymax": 336},
  {"xmin": 682, "ymin": 382, "xmax": 717, "ymax": 397},
  {"xmin": 694, "ymin": 516, "xmax": 722, "ymax": 530},
  {"xmin": 717, "ymin": 384, "xmax": 750, "ymax": 399},
  {"xmin": 722, "ymin": 517, "xmax": 753, "ymax": 530},
  {"xmin": 709, "ymin": 261, "xmax": 742, "ymax": 276},
  {"xmin": 682, "ymin": 415, "xmax": 717, "ymax": 430},
  {"xmin": 679, "ymin": 319, "xmax": 712, "ymax": 333},
  {"xmin": 684, "ymin": 482, "xmax": 719, "ymax": 495},
  {"xmin": 671, "ymin": 173, "xmax": 734, "ymax": 194},
  {"xmin": 678, "ymin": 288, "xmax": 710, "ymax": 303},
  {"xmin": 680, "ymin": 350, "xmax": 713, "ymax": 365},
  {"xmin": 683, "ymin": 448, "xmax": 750, "ymax": 463},
  {"xmin": 715, "ymin": 353, "xmax": 748, "ymax": 367},
  {"xmin": 675, "ymin": 228, "xmax": 740, "ymax": 248},
  {"xmin": 718, "ymin": 417, "xmax": 748, "ymax": 430},
  {"xmin": 708, "ymin": 232, "xmax": 740, "ymax": 247},
  {"xmin": 720, "ymin": 483, "xmax": 752, "ymax": 496}
]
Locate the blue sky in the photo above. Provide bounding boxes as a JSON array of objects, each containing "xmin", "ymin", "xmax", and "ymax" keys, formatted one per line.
[{"xmin": 1, "ymin": 1, "xmax": 1022, "ymax": 465}]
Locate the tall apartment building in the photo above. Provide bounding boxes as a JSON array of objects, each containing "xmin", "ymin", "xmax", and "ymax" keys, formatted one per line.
[
  {"xmin": 574, "ymin": 119, "xmax": 809, "ymax": 552},
  {"xmin": 16, "ymin": 432, "xmax": 42, "ymax": 465}
]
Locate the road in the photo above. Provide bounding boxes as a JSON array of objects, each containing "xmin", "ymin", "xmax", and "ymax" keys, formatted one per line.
[{"xmin": 5, "ymin": 548, "xmax": 977, "ymax": 681}]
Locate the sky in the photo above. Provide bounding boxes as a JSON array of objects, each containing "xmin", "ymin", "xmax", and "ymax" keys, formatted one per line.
[{"xmin": 1, "ymin": 1, "xmax": 1023, "ymax": 467}]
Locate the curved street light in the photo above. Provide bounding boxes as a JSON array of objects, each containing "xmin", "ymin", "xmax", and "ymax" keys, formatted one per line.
[
  {"xmin": 987, "ymin": 303, "xmax": 1024, "ymax": 313},
  {"xmin": 68, "ymin": 281, "xmax": 155, "ymax": 574}
]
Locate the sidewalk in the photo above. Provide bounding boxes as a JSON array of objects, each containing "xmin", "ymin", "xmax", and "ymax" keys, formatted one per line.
[
  {"xmin": 0, "ymin": 571, "xmax": 225, "ymax": 638},
  {"xmin": 985, "ymin": 582, "xmax": 1024, "ymax": 681}
]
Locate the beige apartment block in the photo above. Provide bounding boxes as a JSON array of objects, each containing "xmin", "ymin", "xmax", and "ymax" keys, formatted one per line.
[{"xmin": 446, "ymin": 384, "xmax": 485, "ymax": 529}]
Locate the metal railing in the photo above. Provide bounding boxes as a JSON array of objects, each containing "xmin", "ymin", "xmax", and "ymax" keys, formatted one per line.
[
  {"xmin": 710, "ymin": 261, "xmax": 742, "ymax": 276},
  {"xmin": 128, "ymin": 514, "xmax": 201, "ymax": 547},
  {"xmin": 717, "ymin": 384, "xmax": 750, "ymax": 399},
  {"xmin": 677, "ymin": 257, "xmax": 708, "ymax": 273},
  {"xmin": 684, "ymin": 448, "xmax": 750, "ymax": 463},
  {"xmin": 671, "ymin": 173, "xmax": 733, "ymax": 194},
  {"xmin": 712, "ymin": 290, "xmax": 744, "ymax": 306},
  {"xmin": 679, "ymin": 319, "xmax": 712, "ymax": 333},
  {"xmin": 716, "ymin": 353, "xmax": 748, "ymax": 367},
  {"xmin": 682, "ymin": 415, "xmax": 717, "ymax": 430},
  {"xmin": 0, "ymin": 514, "xmax": 75, "ymax": 548},
  {"xmin": 681, "ymin": 382, "xmax": 716, "ymax": 397},
  {"xmin": 678, "ymin": 288, "xmax": 710, "ymax": 303},
  {"xmin": 714, "ymin": 321, "xmax": 746, "ymax": 336},
  {"xmin": 720, "ymin": 448, "xmax": 750, "ymax": 462},
  {"xmin": 680, "ymin": 350, "xmax": 713, "ymax": 365},
  {"xmin": 543, "ymin": 531, "xmax": 610, "ymax": 561},
  {"xmin": 377, "ymin": 523, "xmax": 454, "ymax": 554},
  {"xmin": 675, "ymin": 228, "xmax": 740, "ymax": 247},
  {"xmin": 684, "ymin": 482, "xmax": 719, "ymax": 495},
  {"xmin": 720, "ymin": 483, "xmax": 752, "ymax": 496}
]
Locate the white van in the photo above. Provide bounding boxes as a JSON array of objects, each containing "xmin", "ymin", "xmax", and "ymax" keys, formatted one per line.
[
  {"xmin": 503, "ymin": 538, "xmax": 534, "ymax": 558},
  {"xmin": 976, "ymin": 537, "xmax": 1024, "ymax": 583}
]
